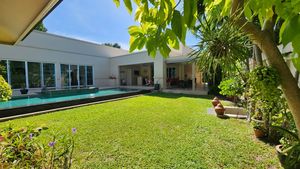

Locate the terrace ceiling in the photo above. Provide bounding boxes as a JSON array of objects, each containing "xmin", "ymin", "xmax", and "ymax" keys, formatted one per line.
[{"xmin": 0, "ymin": 0, "xmax": 62, "ymax": 45}]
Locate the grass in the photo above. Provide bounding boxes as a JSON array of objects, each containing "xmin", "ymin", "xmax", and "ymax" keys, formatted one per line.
[{"xmin": 0, "ymin": 93, "xmax": 281, "ymax": 168}]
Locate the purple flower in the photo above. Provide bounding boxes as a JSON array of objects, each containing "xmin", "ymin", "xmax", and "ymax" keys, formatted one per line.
[
  {"xmin": 48, "ymin": 141, "xmax": 56, "ymax": 147},
  {"xmin": 29, "ymin": 133, "xmax": 33, "ymax": 139},
  {"xmin": 72, "ymin": 128, "xmax": 77, "ymax": 134}
]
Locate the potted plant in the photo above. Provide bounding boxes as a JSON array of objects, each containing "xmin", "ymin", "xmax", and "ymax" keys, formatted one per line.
[
  {"xmin": 154, "ymin": 81, "xmax": 160, "ymax": 90},
  {"xmin": 273, "ymin": 126, "xmax": 300, "ymax": 168},
  {"xmin": 211, "ymin": 96, "xmax": 220, "ymax": 107},
  {"xmin": 20, "ymin": 84, "xmax": 28, "ymax": 94},
  {"xmin": 252, "ymin": 122, "xmax": 265, "ymax": 138},
  {"xmin": 214, "ymin": 103, "xmax": 225, "ymax": 116}
]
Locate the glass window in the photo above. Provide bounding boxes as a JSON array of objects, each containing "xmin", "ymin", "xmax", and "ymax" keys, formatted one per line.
[
  {"xmin": 70, "ymin": 65, "xmax": 78, "ymax": 86},
  {"xmin": 167, "ymin": 67, "xmax": 176, "ymax": 78},
  {"xmin": 0, "ymin": 60, "xmax": 7, "ymax": 81},
  {"xmin": 43, "ymin": 63, "xmax": 55, "ymax": 87},
  {"xmin": 28, "ymin": 62, "xmax": 41, "ymax": 88},
  {"xmin": 79, "ymin": 66, "xmax": 86, "ymax": 86},
  {"xmin": 61, "ymin": 64, "xmax": 69, "ymax": 87},
  {"xmin": 10, "ymin": 61, "xmax": 26, "ymax": 89},
  {"xmin": 87, "ymin": 66, "xmax": 93, "ymax": 85}
]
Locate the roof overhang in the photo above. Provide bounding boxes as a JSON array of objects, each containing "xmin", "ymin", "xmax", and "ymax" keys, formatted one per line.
[
  {"xmin": 165, "ymin": 56, "xmax": 192, "ymax": 64},
  {"xmin": 0, "ymin": 0, "xmax": 62, "ymax": 45}
]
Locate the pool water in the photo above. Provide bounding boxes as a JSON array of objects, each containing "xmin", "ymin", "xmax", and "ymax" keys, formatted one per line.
[{"xmin": 0, "ymin": 88, "xmax": 135, "ymax": 110}]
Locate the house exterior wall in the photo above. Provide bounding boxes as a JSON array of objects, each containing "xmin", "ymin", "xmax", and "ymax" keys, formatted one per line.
[
  {"xmin": 278, "ymin": 44, "xmax": 300, "ymax": 87},
  {"xmin": 0, "ymin": 31, "xmax": 191, "ymax": 94},
  {"xmin": 0, "ymin": 31, "xmax": 115, "ymax": 94},
  {"xmin": 110, "ymin": 52, "xmax": 166, "ymax": 88}
]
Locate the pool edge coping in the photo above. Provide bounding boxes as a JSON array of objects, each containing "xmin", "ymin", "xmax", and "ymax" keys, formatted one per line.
[{"xmin": 0, "ymin": 94, "xmax": 144, "ymax": 122}]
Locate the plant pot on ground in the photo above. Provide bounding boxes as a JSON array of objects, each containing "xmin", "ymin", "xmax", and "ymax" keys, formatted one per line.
[
  {"xmin": 211, "ymin": 97, "xmax": 220, "ymax": 107},
  {"xmin": 252, "ymin": 121, "xmax": 266, "ymax": 138},
  {"xmin": 20, "ymin": 88, "xmax": 28, "ymax": 94},
  {"xmin": 273, "ymin": 126, "xmax": 300, "ymax": 168},
  {"xmin": 215, "ymin": 103, "xmax": 225, "ymax": 116},
  {"xmin": 276, "ymin": 144, "xmax": 300, "ymax": 168},
  {"xmin": 253, "ymin": 127, "xmax": 265, "ymax": 138}
]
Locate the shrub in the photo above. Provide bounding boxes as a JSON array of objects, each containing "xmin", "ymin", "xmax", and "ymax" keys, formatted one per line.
[
  {"xmin": 0, "ymin": 125, "xmax": 76, "ymax": 168},
  {"xmin": 218, "ymin": 77, "xmax": 244, "ymax": 97},
  {"xmin": 0, "ymin": 75, "xmax": 12, "ymax": 101}
]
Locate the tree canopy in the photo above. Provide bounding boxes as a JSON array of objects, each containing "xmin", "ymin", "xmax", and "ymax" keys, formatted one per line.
[
  {"xmin": 113, "ymin": 0, "xmax": 300, "ymax": 71},
  {"xmin": 113, "ymin": 0, "xmax": 300, "ymax": 138},
  {"xmin": 103, "ymin": 43, "xmax": 121, "ymax": 49},
  {"xmin": 34, "ymin": 22, "xmax": 47, "ymax": 32}
]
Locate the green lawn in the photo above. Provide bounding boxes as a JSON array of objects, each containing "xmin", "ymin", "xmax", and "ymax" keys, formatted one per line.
[{"xmin": 0, "ymin": 93, "xmax": 281, "ymax": 168}]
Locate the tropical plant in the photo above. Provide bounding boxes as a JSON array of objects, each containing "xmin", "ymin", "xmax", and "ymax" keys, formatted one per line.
[
  {"xmin": 113, "ymin": 0, "xmax": 300, "ymax": 138},
  {"xmin": 190, "ymin": 20, "xmax": 251, "ymax": 78},
  {"xmin": 273, "ymin": 126, "xmax": 300, "ymax": 168},
  {"xmin": 0, "ymin": 75, "xmax": 12, "ymax": 101}
]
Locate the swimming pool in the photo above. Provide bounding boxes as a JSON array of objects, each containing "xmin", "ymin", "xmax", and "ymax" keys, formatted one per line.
[{"xmin": 0, "ymin": 88, "xmax": 150, "ymax": 118}]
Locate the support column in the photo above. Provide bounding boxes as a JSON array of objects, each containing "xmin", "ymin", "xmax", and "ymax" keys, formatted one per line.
[
  {"xmin": 192, "ymin": 63, "xmax": 195, "ymax": 91},
  {"xmin": 153, "ymin": 54, "xmax": 166, "ymax": 89},
  {"xmin": 25, "ymin": 61, "xmax": 29, "ymax": 89},
  {"xmin": 55, "ymin": 63, "xmax": 61, "ymax": 89}
]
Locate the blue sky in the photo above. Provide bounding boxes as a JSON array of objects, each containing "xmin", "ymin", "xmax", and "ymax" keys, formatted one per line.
[{"xmin": 44, "ymin": 0, "xmax": 198, "ymax": 50}]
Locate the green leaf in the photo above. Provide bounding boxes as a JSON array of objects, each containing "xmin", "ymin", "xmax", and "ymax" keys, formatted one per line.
[
  {"xmin": 159, "ymin": 42, "xmax": 171, "ymax": 57},
  {"xmin": 171, "ymin": 10, "xmax": 183, "ymax": 41},
  {"xmin": 138, "ymin": 37, "xmax": 146, "ymax": 50},
  {"xmin": 183, "ymin": 0, "xmax": 197, "ymax": 28},
  {"xmin": 124, "ymin": 0, "xmax": 133, "ymax": 14},
  {"xmin": 280, "ymin": 15, "xmax": 300, "ymax": 46},
  {"xmin": 292, "ymin": 34, "xmax": 300, "ymax": 54},
  {"xmin": 166, "ymin": 29, "xmax": 179, "ymax": 49},
  {"xmin": 135, "ymin": 7, "xmax": 143, "ymax": 21},
  {"xmin": 292, "ymin": 54, "xmax": 300, "ymax": 72},
  {"xmin": 128, "ymin": 26, "xmax": 143, "ymax": 36},
  {"xmin": 183, "ymin": 0, "xmax": 191, "ymax": 26},
  {"xmin": 133, "ymin": 0, "xmax": 141, "ymax": 5},
  {"xmin": 129, "ymin": 36, "xmax": 140, "ymax": 52},
  {"xmin": 113, "ymin": 0, "xmax": 120, "ymax": 7},
  {"xmin": 221, "ymin": 0, "xmax": 231, "ymax": 16},
  {"xmin": 146, "ymin": 38, "xmax": 157, "ymax": 57}
]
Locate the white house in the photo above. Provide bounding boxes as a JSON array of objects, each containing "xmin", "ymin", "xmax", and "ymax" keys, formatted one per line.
[{"xmin": 0, "ymin": 31, "xmax": 206, "ymax": 96}]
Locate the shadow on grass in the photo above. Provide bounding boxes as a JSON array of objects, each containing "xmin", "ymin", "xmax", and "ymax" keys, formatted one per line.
[{"xmin": 144, "ymin": 92, "xmax": 214, "ymax": 100}]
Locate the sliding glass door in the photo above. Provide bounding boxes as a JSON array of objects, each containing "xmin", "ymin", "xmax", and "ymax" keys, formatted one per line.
[
  {"xmin": 28, "ymin": 62, "xmax": 41, "ymax": 88},
  {"xmin": 61, "ymin": 64, "xmax": 93, "ymax": 88},
  {"xmin": 70, "ymin": 65, "xmax": 78, "ymax": 86},
  {"xmin": 61, "ymin": 64, "xmax": 69, "ymax": 87},
  {"xmin": 87, "ymin": 66, "xmax": 93, "ymax": 85},
  {"xmin": 79, "ymin": 66, "xmax": 86, "ymax": 86},
  {"xmin": 10, "ymin": 61, "xmax": 26, "ymax": 88},
  {"xmin": 43, "ymin": 63, "xmax": 55, "ymax": 87}
]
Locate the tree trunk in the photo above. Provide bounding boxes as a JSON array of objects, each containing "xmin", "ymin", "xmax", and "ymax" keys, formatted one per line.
[
  {"xmin": 231, "ymin": 0, "xmax": 300, "ymax": 137},
  {"xmin": 253, "ymin": 45, "xmax": 263, "ymax": 66},
  {"xmin": 255, "ymin": 34, "xmax": 300, "ymax": 137}
]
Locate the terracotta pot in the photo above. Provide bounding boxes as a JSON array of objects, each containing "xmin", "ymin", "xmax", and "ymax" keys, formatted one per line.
[
  {"xmin": 253, "ymin": 128, "xmax": 265, "ymax": 138},
  {"xmin": 214, "ymin": 103, "xmax": 225, "ymax": 116},
  {"xmin": 211, "ymin": 97, "xmax": 220, "ymax": 107}
]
